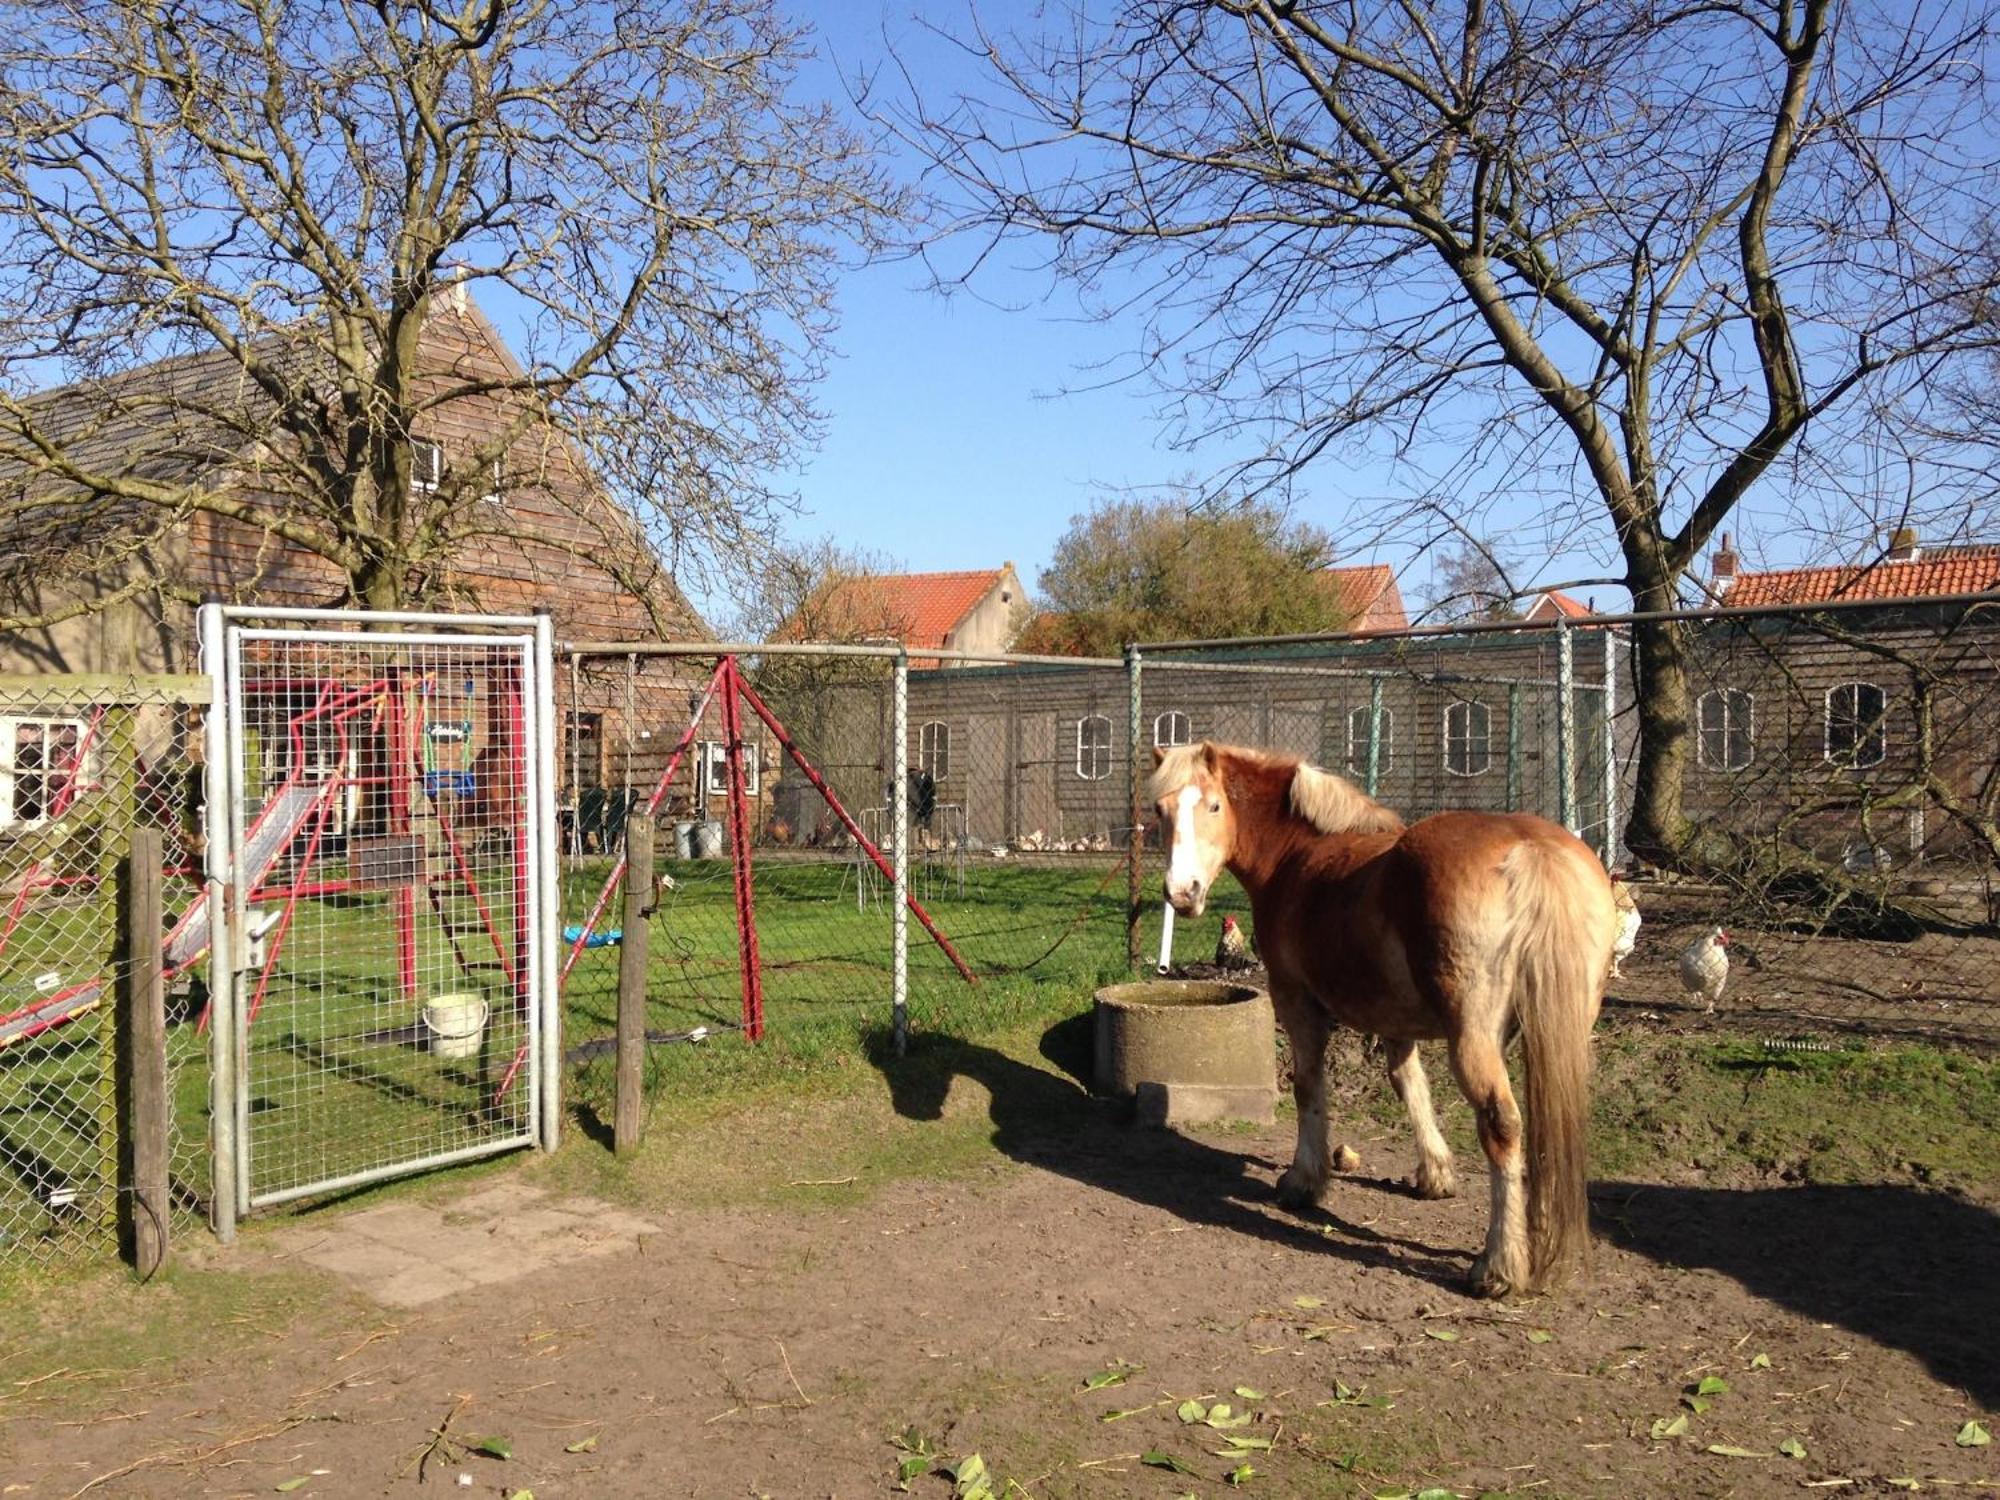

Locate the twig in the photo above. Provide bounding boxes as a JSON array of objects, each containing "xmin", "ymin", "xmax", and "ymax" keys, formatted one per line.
[
  {"xmin": 775, "ymin": 1340, "xmax": 813, "ymax": 1407},
  {"xmin": 785, "ymin": 1175, "xmax": 857, "ymax": 1187}
]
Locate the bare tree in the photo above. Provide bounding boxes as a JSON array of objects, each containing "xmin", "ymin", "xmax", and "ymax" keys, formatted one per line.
[
  {"xmin": 894, "ymin": 0, "xmax": 2000, "ymax": 868},
  {"xmin": 0, "ymin": 0, "xmax": 897, "ymax": 616},
  {"xmin": 1430, "ymin": 537, "xmax": 1523, "ymax": 624}
]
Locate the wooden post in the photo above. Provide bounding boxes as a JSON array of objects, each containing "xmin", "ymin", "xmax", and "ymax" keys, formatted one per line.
[
  {"xmin": 614, "ymin": 813, "xmax": 653, "ymax": 1154},
  {"xmin": 118, "ymin": 826, "xmax": 169, "ymax": 1277}
]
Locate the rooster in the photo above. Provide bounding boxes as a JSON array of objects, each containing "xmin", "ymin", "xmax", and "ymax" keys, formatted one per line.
[
  {"xmin": 1215, "ymin": 915, "xmax": 1253, "ymax": 970},
  {"xmin": 1677, "ymin": 927, "xmax": 1730, "ymax": 1013},
  {"xmin": 1608, "ymin": 880, "xmax": 1642, "ymax": 980}
]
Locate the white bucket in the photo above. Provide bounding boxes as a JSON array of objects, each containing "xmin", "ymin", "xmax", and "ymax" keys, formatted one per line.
[{"xmin": 423, "ymin": 993, "xmax": 490, "ymax": 1061}]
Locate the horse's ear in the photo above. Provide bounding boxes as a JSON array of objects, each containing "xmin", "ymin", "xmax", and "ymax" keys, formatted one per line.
[
  {"xmin": 1151, "ymin": 746, "xmax": 1166, "ymax": 768},
  {"xmin": 1198, "ymin": 740, "xmax": 1219, "ymax": 774}
]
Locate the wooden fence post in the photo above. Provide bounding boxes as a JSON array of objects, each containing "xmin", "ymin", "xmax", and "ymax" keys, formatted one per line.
[
  {"xmin": 614, "ymin": 815, "xmax": 653, "ymax": 1154},
  {"xmin": 118, "ymin": 825, "xmax": 169, "ymax": 1277}
]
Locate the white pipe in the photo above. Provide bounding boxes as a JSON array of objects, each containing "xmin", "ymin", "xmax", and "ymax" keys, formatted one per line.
[
  {"xmin": 198, "ymin": 603, "xmax": 236, "ymax": 1244},
  {"xmin": 1156, "ymin": 900, "xmax": 1176, "ymax": 974}
]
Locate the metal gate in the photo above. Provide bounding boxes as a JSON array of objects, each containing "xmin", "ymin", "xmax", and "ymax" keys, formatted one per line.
[{"xmin": 201, "ymin": 606, "xmax": 558, "ymax": 1231}]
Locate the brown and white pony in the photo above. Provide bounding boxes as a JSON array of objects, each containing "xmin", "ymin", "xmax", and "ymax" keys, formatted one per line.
[{"xmin": 1151, "ymin": 741, "xmax": 1616, "ymax": 1297}]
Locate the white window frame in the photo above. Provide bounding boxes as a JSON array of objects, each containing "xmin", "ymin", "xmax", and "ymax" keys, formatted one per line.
[
  {"xmin": 0, "ymin": 715, "xmax": 91, "ymax": 827},
  {"xmin": 478, "ymin": 456, "xmax": 504, "ymax": 506},
  {"xmin": 1696, "ymin": 688, "xmax": 1755, "ymax": 772},
  {"xmin": 1824, "ymin": 682, "xmax": 1888, "ymax": 770},
  {"xmin": 1345, "ymin": 704, "xmax": 1394, "ymax": 773},
  {"xmin": 918, "ymin": 720, "xmax": 951, "ymax": 780},
  {"xmin": 409, "ymin": 438, "xmax": 443, "ymax": 494},
  {"xmin": 699, "ymin": 739, "xmax": 761, "ymax": 799},
  {"xmin": 1443, "ymin": 699, "xmax": 1492, "ymax": 778},
  {"xmin": 1152, "ymin": 710, "xmax": 1191, "ymax": 749},
  {"xmin": 1076, "ymin": 714, "xmax": 1113, "ymax": 781}
]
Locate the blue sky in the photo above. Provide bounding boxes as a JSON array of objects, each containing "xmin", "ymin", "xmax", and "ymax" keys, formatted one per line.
[{"xmin": 763, "ymin": 3, "xmax": 1995, "ymax": 620}]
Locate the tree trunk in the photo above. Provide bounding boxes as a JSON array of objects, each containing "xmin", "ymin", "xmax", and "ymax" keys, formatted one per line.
[{"xmin": 1622, "ymin": 568, "xmax": 1738, "ymax": 870}]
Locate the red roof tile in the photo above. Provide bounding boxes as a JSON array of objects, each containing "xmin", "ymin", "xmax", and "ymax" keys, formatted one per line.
[
  {"xmin": 1724, "ymin": 553, "xmax": 2000, "ymax": 607},
  {"xmin": 1524, "ymin": 590, "xmax": 1593, "ymax": 621},
  {"xmin": 780, "ymin": 569, "xmax": 1007, "ymax": 652},
  {"xmin": 1317, "ymin": 563, "xmax": 1409, "ymax": 633}
]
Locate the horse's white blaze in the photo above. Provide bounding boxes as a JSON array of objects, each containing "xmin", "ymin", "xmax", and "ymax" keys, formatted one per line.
[{"xmin": 1164, "ymin": 783, "xmax": 1216, "ymax": 916}]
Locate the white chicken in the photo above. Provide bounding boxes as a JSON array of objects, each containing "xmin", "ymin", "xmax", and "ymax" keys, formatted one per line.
[
  {"xmin": 1677, "ymin": 927, "xmax": 1731, "ymax": 1013},
  {"xmin": 1215, "ymin": 915, "xmax": 1253, "ymax": 970},
  {"xmin": 1608, "ymin": 880, "xmax": 1642, "ymax": 980}
]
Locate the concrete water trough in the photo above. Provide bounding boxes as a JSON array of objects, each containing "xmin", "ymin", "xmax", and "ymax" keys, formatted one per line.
[{"xmin": 1092, "ymin": 980, "xmax": 1277, "ymax": 1127}]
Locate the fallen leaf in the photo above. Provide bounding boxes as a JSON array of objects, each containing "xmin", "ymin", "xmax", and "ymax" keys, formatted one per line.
[
  {"xmin": 1100, "ymin": 1405, "xmax": 1157, "ymax": 1423},
  {"xmin": 1780, "ymin": 1438, "xmax": 1807, "ymax": 1460},
  {"xmin": 274, "ymin": 1482, "xmax": 311, "ymax": 1495},
  {"xmin": 1082, "ymin": 1364, "xmax": 1140, "ymax": 1392},
  {"xmin": 1527, "ymin": 1329, "xmax": 1554, "ymax": 1344},
  {"xmin": 1423, "ymin": 1328, "xmax": 1460, "ymax": 1343},
  {"xmin": 1694, "ymin": 1376, "xmax": 1730, "ymax": 1397},
  {"xmin": 896, "ymin": 1455, "xmax": 930, "ymax": 1488},
  {"xmin": 468, "ymin": 1436, "xmax": 512, "ymax": 1461},
  {"xmin": 1177, "ymin": 1399, "xmax": 1208, "ymax": 1424},
  {"xmin": 1233, "ymin": 1386, "xmax": 1266, "ymax": 1401},
  {"xmin": 1142, "ymin": 1451, "xmax": 1201, "ymax": 1477},
  {"xmin": 1957, "ymin": 1420, "xmax": 1991, "ymax": 1447},
  {"xmin": 1225, "ymin": 1462, "xmax": 1259, "ymax": 1485},
  {"xmin": 564, "ymin": 1436, "xmax": 598, "ymax": 1455},
  {"xmin": 1749, "ymin": 1353, "xmax": 1772, "ymax": 1370},
  {"xmin": 506, "ymin": 1492, "xmax": 534, "ymax": 1500},
  {"xmin": 1650, "ymin": 1414, "xmax": 1690, "ymax": 1441},
  {"xmin": 1219, "ymin": 1436, "xmax": 1274, "ymax": 1452},
  {"xmin": 1293, "ymin": 1295, "xmax": 1326, "ymax": 1310},
  {"xmin": 1681, "ymin": 1395, "xmax": 1712, "ymax": 1415}
]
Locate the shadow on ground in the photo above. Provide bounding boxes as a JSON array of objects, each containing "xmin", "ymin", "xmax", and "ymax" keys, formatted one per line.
[
  {"xmin": 1598, "ymin": 1177, "xmax": 2000, "ymax": 1406},
  {"xmin": 865, "ymin": 1015, "xmax": 1471, "ymax": 1294}
]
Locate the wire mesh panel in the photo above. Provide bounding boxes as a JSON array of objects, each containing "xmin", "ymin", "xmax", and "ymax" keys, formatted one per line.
[
  {"xmin": 1605, "ymin": 601, "xmax": 2000, "ymax": 1042},
  {"xmin": 219, "ymin": 618, "xmax": 551, "ymax": 1209},
  {"xmin": 0, "ymin": 676, "xmax": 208, "ymax": 1263}
]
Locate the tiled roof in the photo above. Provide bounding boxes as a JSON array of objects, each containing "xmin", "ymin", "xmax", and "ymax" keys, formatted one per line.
[
  {"xmin": 1317, "ymin": 563, "xmax": 1409, "ymax": 633},
  {"xmin": 1725, "ymin": 553, "xmax": 2000, "ymax": 607},
  {"xmin": 1524, "ymin": 590, "xmax": 1594, "ymax": 621},
  {"xmin": 785, "ymin": 569, "xmax": 1007, "ymax": 651}
]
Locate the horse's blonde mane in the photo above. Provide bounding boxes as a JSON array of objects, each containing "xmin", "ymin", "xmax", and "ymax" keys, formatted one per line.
[
  {"xmin": 1150, "ymin": 741, "xmax": 1403, "ymax": 836},
  {"xmin": 1290, "ymin": 760, "xmax": 1405, "ymax": 835}
]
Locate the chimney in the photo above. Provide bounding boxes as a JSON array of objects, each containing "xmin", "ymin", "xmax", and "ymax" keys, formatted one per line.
[
  {"xmin": 1887, "ymin": 526, "xmax": 1920, "ymax": 562},
  {"xmin": 1712, "ymin": 532, "xmax": 1739, "ymax": 594}
]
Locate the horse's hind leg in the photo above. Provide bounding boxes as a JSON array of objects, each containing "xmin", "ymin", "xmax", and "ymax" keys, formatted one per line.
[
  {"xmin": 1446, "ymin": 1031, "xmax": 1529, "ymax": 1298},
  {"xmin": 1274, "ymin": 993, "xmax": 1331, "ymax": 1210},
  {"xmin": 1384, "ymin": 1040, "xmax": 1456, "ymax": 1200}
]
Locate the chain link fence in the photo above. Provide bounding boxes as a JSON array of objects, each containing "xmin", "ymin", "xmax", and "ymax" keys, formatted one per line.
[{"xmin": 0, "ymin": 675, "xmax": 208, "ymax": 1263}]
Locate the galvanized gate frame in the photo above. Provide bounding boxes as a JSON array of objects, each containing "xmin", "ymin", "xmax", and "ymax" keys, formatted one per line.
[{"xmin": 199, "ymin": 604, "xmax": 560, "ymax": 1242}]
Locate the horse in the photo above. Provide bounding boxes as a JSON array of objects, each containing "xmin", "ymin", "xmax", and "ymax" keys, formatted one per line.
[{"xmin": 1149, "ymin": 741, "xmax": 1616, "ymax": 1297}]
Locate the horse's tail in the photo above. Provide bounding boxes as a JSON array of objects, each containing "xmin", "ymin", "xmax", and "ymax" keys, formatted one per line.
[{"xmin": 1501, "ymin": 833, "xmax": 1611, "ymax": 1292}]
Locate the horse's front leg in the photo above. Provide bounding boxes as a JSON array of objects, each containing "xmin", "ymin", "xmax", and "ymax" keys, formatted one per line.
[
  {"xmin": 1273, "ymin": 989, "xmax": 1331, "ymax": 1210},
  {"xmin": 1383, "ymin": 1039, "xmax": 1457, "ymax": 1200}
]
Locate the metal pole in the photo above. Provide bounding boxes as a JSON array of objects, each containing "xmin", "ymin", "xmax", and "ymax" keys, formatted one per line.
[
  {"xmin": 1506, "ymin": 682, "xmax": 1522, "ymax": 812},
  {"xmin": 120, "ymin": 824, "xmax": 169, "ymax": 1277},
  {"xmin": 533, "ymin": 613, "xmax": 561, "ymax": 1151},
  {"xmin": 891, "ymin": 650, "xmax": 910, "ymax": 1055},
  {"xmin": 614, "ymin": 815, "xmax": 652, "ymax": 1154},
  {"xmin": 198, "ymin": 601, "xmax": 236, "ymax": 1243},
  {"xmin": 1556, "ymin": 618, "xmax": 1578, "ymax": 833},
  {"xmin": 1125, "ymin": 645, "xmax": 1143, "ymax": 973},
  {"xmin": 1602, "ymin": 626, "xmax": 1621, "ymax": 865},
  {"xmin": 224, "ymin": 620, "xmax": 249, "ymax": 1220},
  {"xmin": 1364, "ymin": 677, "xmax": 1385, "ymax": 796}
]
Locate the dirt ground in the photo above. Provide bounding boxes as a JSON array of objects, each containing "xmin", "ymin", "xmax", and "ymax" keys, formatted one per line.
[{"xmin": 5, "ymin": 1031, "xmax": 1997, "ymax": 1500}]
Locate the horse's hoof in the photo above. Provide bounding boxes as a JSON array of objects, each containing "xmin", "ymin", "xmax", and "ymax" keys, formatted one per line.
[
  {"xmin": 1466, "ymin": 1252, "xmax": 1524, "ymax": 1299},
  {"xmin": 1274, "ymin": 1166, "xmax": 1326, "ymax": 1210},
  {"xmin": 1411, "ymin": 1165, "xmax": 1457, "ymax": 1200}
]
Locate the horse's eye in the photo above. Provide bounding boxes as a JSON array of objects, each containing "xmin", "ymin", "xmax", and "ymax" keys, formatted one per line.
[{"xmin": 1209, "ymin": 801, "xmax": 1220, "ymax": 813}]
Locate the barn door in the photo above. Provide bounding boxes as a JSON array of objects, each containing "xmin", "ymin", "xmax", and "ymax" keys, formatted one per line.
[{"xmin": 207, "ymin": 607, "xmax": 556, "ymax": 1216}]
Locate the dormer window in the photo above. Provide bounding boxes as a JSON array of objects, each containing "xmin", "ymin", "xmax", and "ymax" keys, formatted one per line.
[{"xmin": 409, "ymin": 439, "xmax": 443, "ymax": 494}]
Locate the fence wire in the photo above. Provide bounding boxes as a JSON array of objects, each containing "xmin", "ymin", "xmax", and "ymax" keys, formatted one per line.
[{"xmin": 0, "ymin": 679, "xmax": 208, "ymax": 1264}]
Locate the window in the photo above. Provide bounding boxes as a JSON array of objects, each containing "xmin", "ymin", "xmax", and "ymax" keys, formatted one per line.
[
  {"xmin": 1443, "ymin": 699, "xmax": 1492, "ymax": 777},
  {"xmin": 1153, "ymin": 710, "xmax": 1191, "ymax": 749},
  {"xmin": 409, "ymin": 438, "xmax": 443, "ymax": 493},
  {"xmin": 918, "ymin": 720, "xmax": 951, "ymax": 780},
  {"xmin": 478, "ymin": 457, "xmax": 504, "ymax": 506},
  {"xmin": 0, "ymin": 716, "xmax": 90, "ymax": 827},
  {"xmin": 1696, "ymin": 688, "xmax": 1754, "ymax": 771},
  {"xmin": 699, "ymin": 739, "xmax": 760, "ymax": 799},
  {"xmin": 1076, "ymin": 714, "xmax": 1113, "ymax": 781},
  {"xmin": 1346, "ymin": 705, "xmax": 1394, "ymax": 774},
  {"xmin": 1825, "ymin": 682, "xmax": 1888, "ymax": 769}
]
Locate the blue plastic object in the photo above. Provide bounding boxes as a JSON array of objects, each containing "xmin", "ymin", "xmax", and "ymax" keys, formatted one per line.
[{"xmin": 562, "ymin": 924, "xmax": 623, "ymax": 949}]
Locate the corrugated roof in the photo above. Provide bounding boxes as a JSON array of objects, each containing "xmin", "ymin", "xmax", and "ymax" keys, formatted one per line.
[{"xmin": 1725, "ymin": 553, "xmax": 2000, "ymax": 607}]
